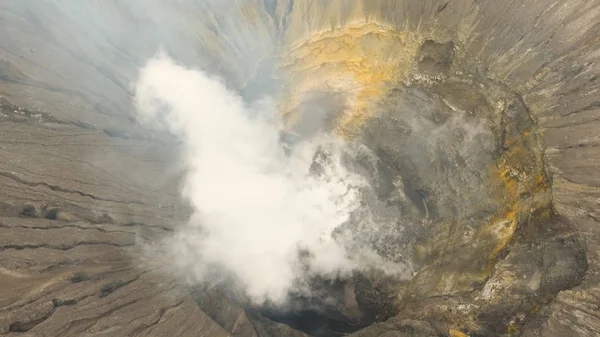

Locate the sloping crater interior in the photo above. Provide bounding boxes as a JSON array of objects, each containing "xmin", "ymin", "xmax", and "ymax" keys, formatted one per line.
[{"xmin": 0, "ymin": 1, "xmax": 598, "ymax": 337}]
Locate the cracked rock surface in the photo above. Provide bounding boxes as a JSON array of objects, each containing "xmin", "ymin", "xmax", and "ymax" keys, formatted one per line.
[{"xmin": 1, "ymin": 1, "xmax": 600, "ymax": 336}]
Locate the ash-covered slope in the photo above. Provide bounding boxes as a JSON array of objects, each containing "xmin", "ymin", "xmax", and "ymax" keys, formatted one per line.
[{"xmin": 0, "ymin": 1, "xmax": 599, "ymax": 336}]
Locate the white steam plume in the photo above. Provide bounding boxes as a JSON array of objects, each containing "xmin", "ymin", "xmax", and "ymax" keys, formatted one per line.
[{"xmin": 135, "ymin": 54, "xmax": 368, "ymax": 304}]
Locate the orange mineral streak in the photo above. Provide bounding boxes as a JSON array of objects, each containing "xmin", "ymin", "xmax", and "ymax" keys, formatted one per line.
[
  {"xmin": 486, "ymin": 131, "xmax": 550, "ymax": 261},
  {"xmin": 449, "ymin": 329, "xmax": 469, "ymax": 337},
  {"xmin": 276, "ymin": 23, "xmax": 422, "ymax": 137},
  {"xmin": 485, "ymin": 158, "xmax": 521, "ymax": 261}
]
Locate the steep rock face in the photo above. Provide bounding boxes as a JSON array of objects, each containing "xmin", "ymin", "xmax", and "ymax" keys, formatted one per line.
[{"xmin": 0, "ymin": 1, "xmax": 599, "ymax": 336}]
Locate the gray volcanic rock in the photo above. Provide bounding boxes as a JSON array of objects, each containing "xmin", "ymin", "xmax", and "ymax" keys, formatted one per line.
[{"xmin": 1, "ymin": 1, "xmax": 599, "ymax": 336}]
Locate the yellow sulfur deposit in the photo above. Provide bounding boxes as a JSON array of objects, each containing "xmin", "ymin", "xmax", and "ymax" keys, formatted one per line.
[
  {"xmin": 276, "ymin": 23, "xmax": 423, "ymax": 137},
  {"xmin": 449, "ymin": 328, "xmax": 469, "ymax": 337}
]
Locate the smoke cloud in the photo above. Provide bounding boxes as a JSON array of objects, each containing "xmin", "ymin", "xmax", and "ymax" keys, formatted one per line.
[{"xmin": 134, "ymin": 54, "xmax": 381, "ymax": 304}]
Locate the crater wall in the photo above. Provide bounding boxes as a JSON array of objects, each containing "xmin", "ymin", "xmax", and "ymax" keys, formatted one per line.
[{"xmin": 0, "ymin": 1, "xmax": 599, "ymax": 336}]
